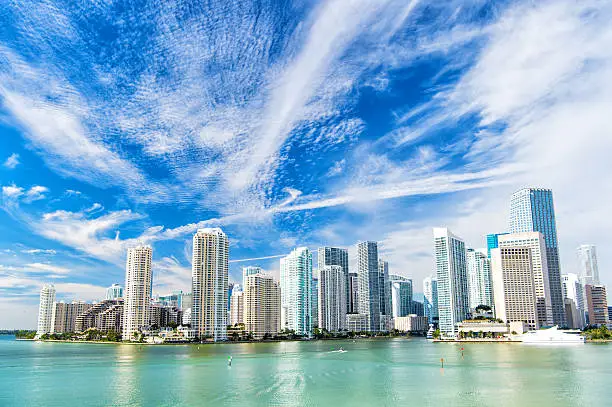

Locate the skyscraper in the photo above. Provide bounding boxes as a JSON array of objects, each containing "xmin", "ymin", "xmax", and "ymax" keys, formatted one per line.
[
  {"xmin": 318, "ymin": 247, "xmax": 349, "ymax": 312},
  {"xmin": 122, "ymin": 245, "xmax": 153, "ymax": 340},
  {"xmin": 390, "ymin": 277, "xmax": 413, "ymax": 318},
  {"xmin": 244, "ymin": 272, "xmax": 281, "ymax": 339},
  {"xmin": 577, "ymin": 245, "xmax": 600, "ymax": 285},
  {"xmin": 466, "ymin": 248, "xmax": 494, "ymax": 310},
  {"xmin": 378, "ymin": 259, "xmax": 391, "ymax": 318},
  {"xmin": 348, "ymin": 272, "xmax": 358, "ymax": 314},
  {"xmin": 423, "ymin": 276, "xmax": 438, "ymax": 324},
  {"xmin": 105, "ymin": 284, "xmax": 124, "ymax": 300},
  {"xmin": 585, "ymin": 284, "xmax": 609, "ymax": 326},
  {"xmin": 312, "ymin": 276, "xmax": 319, "ymax": 328},
  {"xmin": 192, "ymin": 228, "xmax": 229, "ymax": 342},
  {"xmin": 318, "ymin": 265, "xmax": 347, "ymax": 332},
  {"xmin": 36, "ymin": 284, "xmax": 56, "ymax": 337},
  {"xmin": 434, "ymin": 228, "xmax": 469, "ymax": 336},
  {"xmin": 486, "ymin": 233, "xmax": 508, "ymax": 258},
  {"xmin": 229, "ymin": 287, "xmax": 243, "ymax": 326},
  {"xmin": 491, "ymin": 247, "xmax": 539, "ymax": 330},
  {"xmin": 243, "ymin": 266, "xmax": 263, "ymax": 286},
  {"xmin": 508, "ymin": 188, "xmax": 565, "ymax": 326},
  {"xmin": 562, "ymin": 273, "xmax": 585, "ymax": 328},
  {"xmin": 357, "ymin": 241, "xmax": 381, "ymax": 332},
  {"xmin": 280, "ymin": 247, "xmax": 313, "ymax": 336}
]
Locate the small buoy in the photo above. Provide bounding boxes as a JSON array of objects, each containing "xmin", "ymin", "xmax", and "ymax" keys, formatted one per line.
[{"xmin": 228, "ymin": 356, "xmax": 233, "ymax": 366}]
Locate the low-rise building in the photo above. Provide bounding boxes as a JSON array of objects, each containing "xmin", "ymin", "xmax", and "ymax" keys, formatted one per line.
[
  {"xmin": 457, "ymin": 320, "xmax": 509, "ymax": 336},
  {"xmin": 51, "ymin": 301, "xmax": 92, "ymax": 333},
  {"xmin": 394, "ymin": 315, "xmax": 428, "ymax": 333},
  {"xmin": 75, "ymin": 299, "xmax": 123, "ymax": 333},
  {"xmin": 346, "ymin": 314, "xmax": 369, "ymax": 333}
]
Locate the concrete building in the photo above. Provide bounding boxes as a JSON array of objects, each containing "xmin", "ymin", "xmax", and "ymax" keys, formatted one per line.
[
  {"xmin": 312, "ymin": 276, "xmax": 319, "ymax": 328},
  {"xmin": 434, "ymin": 228, "xmax": 469, "ymax": 336},
  {"xmin": 280, "ymin": 247, "xmax": 313, "ymax": 336},
  {"xmin": 242, "ymin": 266, "xmax": 262, "ymax": 286},
  {"xmin": 577, "ymin": 244, "xmax": 600, "ymax": 285},
  {"xmin": 486, "ymin": 233, "xmax": 509, "ymax": 258},
  {"xmin": 423, "ymin": 276, "xmax": 438, "ymax": 325},
  {"xmin": 244, "ymin": 273, "xmax": 281, "ymax": 339},
  {"xmin": 378, "ymin": 259, "xmax": 392, "ymax": 320},
  {"xmin": 318, "ymin": 265, "xmax": 347, "ymax": 333},
  {"xmin": 229, "ymin": 288, "xmax": 244, "ymax": 326},
  {"xmin": 491, "ymin": 247, "xmax": 539, "ymax": 331},
  {"xmin": 498, "ymin": 232, "xmax": 552, "ymax": 326},
  {"xmin": 466, "ymin": 249, "xmax": 494, "ymax": 310},
  {"xmin": 585, "ymin": 284, "xmax": 609, "ymax": 326},
  {"xmin": 51, "ymin": 301, "xmax": 92, "ymax": 333},
  {"xmin": 394, "ymin": 315, "xmax": 428, "ymax": 333},
  {"xmin": 390, "ymin": 278, "xmax": 413, "ymax": 318},
  {"xmin": 318, "ymin": 247, "xmax": 350, "ymax": 312},
  {"xmin": 457, "ymin": 320, "xmax": 510, "ymax": 336},
  {"xmin": 36, "ymin": 284, "xmax": 56, "ymax": 337},
  {"xmin": 562, "ymin": 273, "xmax": 585, "ymax": 328},
  {"xmin": 105, "ymin": 284, "xmax": 123, "ymax": 300},
  {"xmin": 508, "ymin": 188, "xmax": 565, "ymax": 326},
  {"xmin": 348, "ymin": 272, "xmax": 358, "ymax": 314},
  {"xmin": 122, "ymin": 245, "xmax": 153, "ymax": 340},
  {"xmin": 192, "ymin": 228, "xmax": 229, "ymax": 342},
  {"xmin": 76, "ymin": 299, "xmax": 124, "ymax": 333},
  {"xmin": 357, "ymin": 241, "xmax": 381, "ymax": 332},
  {"xmin": 346, "ymin": 314, "xmax": 369, "ymax": 333}
]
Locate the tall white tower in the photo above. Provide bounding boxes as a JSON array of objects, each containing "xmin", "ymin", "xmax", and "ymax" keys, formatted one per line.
[
  {"xmin": 122, "ymin": 245, "xmax": 153, "ymax": 340},
  {"xmin": 280, "ymin": 247, "xmax": 312, "ymax": 336},
  {"xmin": 577, "ymin": 245, "xmax": 599, "ymax": 285},
  {"xmin": 318, "ymin": 265, "xmax": 347, "ymax": 333},
  {"xmin": 36, "ymin": 284, "xmax": 56, "ymax": 337},
  {"xmin": 192, "ymin": 228, "xmax": 229, "ymax": 342}
]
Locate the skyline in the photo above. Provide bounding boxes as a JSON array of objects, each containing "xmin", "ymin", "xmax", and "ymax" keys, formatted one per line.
[{"xmin": 2, "ymin": 0, "xmax": 612, "ymax": 329}]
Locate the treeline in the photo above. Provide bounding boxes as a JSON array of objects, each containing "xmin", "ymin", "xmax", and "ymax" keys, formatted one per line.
[
  {"xmin": 11, "ymin": 330, "xmax": 37, "ymax": 339},
  {"xmin": 584, "ymin": 326, "xmax": 612, "ymax": 340}
]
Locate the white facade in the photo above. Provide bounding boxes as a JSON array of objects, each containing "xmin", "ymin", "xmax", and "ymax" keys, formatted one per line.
[
  {"xmin": 466, "ymin": 249, "xmax": 494, "ymax": 310},
  {"xmin": 280, "ymin": 247, "xmax": 312, "ymax": 336},
  {"xmin": 562, "ymin": 273, "xmax": 585, "ymax": 328},
  {"xmin": 394, "ymin": 315, "xmax": 429, "ymax": 332},
  {"xmin": 434, "ymin": 228, "xmax": 469, "ymax": 336},
  {"xmin": 346, "ymin": 314, "xmax": 369, "ymax": 332},
  {"xmin": 229, "ymin": 289, "xmax": 244, "ymax": 326},
  {"xmin": 122, "ymin": 246, "xmax": 153, "ymax": 340},
  {"xmin": 105, "ymin": 284, "xmax": 123, "ymax": 300},
  {"xmin": 192, "ymin": 228, "xmax": 229, "ymax": 341},
  {"xmin": 577, "ymin": 245, "xmax": 599, "ymax": 285},
  {"xmin": 36, "ymin": 284, "xmax": 56, "ymax": 337},
  {"xmin": 318, "ymin": 265, "xmax": 347, "ymax": 332},
  {"xmin": 242, "ymin": 266, "xmax": 262, "ymax": 287},
  {"xmin": 390, "ymin": 279, "xmax": 413, "ymax": 318},
  {"xmin": 498, "ymin": 232, "xmax": 552, "ymax": 326},
  {"xmin": 423, "ymin": 276, "xmax": 438, "ymax": 324},
  {"xmin": 357, "ymin": 241, "xmax": 380, "ymax": 332},
  {"xmin": 244, "ymin": 273, "xmax": 281, "ymax": 339}
]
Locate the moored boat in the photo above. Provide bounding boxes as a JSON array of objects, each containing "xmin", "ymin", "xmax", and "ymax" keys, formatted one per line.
[{"xmin": 519, "ymin": 326, "xmax": 585, "ymax": 345}]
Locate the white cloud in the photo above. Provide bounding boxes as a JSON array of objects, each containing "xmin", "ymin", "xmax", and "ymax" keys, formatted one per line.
[
  {"xmin": 24, "ymin": 185, "xmax": 48, "ymax": 203},
  {"xmin": 21, "ymin": 249, "xmax": 57, "ymax": 255},
  {"xmin": 24, "ymin": 262, "xmax": 70, "ymax": 274},
  {"xmin": 3, "ymin": 153, "xmax": 20, "ymax": 169},
  {"xmin": 2, "ymin": 185, "xmax": 24, "ymax": 199}
]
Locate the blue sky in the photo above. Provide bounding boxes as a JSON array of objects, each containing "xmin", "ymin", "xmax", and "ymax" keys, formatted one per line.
[{"xmin": 1, "ymin": 0, "xmax": 612, "ymax": 328}]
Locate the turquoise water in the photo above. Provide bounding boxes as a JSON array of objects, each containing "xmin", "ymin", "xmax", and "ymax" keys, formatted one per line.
[{"xmin": 1, "ymin": 335, "xmax": 611, "ymax": 406}]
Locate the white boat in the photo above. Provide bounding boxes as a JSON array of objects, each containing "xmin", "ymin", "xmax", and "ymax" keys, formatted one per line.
[
  {"xmin": 426, "ymin": 325, "xmax": 435, "ymax": 340},
  {"xmin": 519, "ymin": 326, "xmax": 585, "ymax": 345}
]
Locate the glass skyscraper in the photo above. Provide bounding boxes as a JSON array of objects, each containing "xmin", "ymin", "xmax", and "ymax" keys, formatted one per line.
[
  {"xmin": 318, "ymin": 247, "xmax": 350, "ymax": 312},
  {"xmin": 280, "ymin": 247, "xmax": 313, "ymax": 336},
  {"xmin": 423, "ymin": 276, "xmax": 438, "ymax": 325},
  {"xmin": 486, "ymin": 233, "xmax": 508, "ymax": 258},
  {"xmin": 509, "ymin": 188, "xmax": 565, "ymax": 326},
  {"xmin": 357, "ymin": 241, "xmax": 381, "ymax": 332}
]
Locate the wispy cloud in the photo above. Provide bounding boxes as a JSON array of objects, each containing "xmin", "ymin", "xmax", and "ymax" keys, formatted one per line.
[{"xmin": 3, "ymin": 153, "xmax": 20, "ymax": 169}]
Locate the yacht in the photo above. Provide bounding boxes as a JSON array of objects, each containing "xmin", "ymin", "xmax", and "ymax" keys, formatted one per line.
[
  {"xmin": 426, "ymin": 325, "xmax": 435, "ymax": 340},
  {"xmin": 519, "ymin": 326, "xmax": 585, "ymax": 345}
]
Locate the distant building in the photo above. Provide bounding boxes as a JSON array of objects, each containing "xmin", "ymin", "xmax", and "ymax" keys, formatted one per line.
[
  {"xmin": 244, "ymin": 272, "xmax": 281, "ymax": 339},
  {"xmin": 122, "ymin": 245, "xmax": 153, "ymax": 340},
  {"xmin": 423, "ymin": 276, "xmax": 438, "ymax": 325},
  {"xmin": 585, "ymin": 284, "xmax": 609, "ymax": 326},
  {"xmin": 312, "ymin": 276, "xmax": 319, "ymax": 328},
  {"xmin": 229, "ymin": 288, "xmax": 244, "ymax": 326},
  {"xmin": 394, "ymin": 315, "xmax": 428, "ymax": 333},
  {"xmin": 192, "ymin": 228, "xmax": 229, "ymax": 342},
  {"xmin": 149, "ymin": 304, "xmax": 182, "ymax": 328},
  {"xmin": 76, "ymin": 299, "xmax": 124, "ymax": 333},
  {"xmin": 318, "ymin": 265, "xmax": 347, "ymax": 333},
  {"xmin": 242, "ymin": 266, "xmax": 262, "ymax": 286},
  {"xmin": 36, "ymin": 284, "xmax": 56, "ymax": 337},
  {"xmin": 105, "ymin": 284, "xmax": 123, "ymax": 300},
  {"xmin": 51, "ymin": 301, "xmax": 92, "ymax": 333},
  {"xmin": 466, "ymin": 249, "xmax": 494, "ymax": 310},
  {"xmin": 348, "ymin": 272, "xmax": 359, "ymax": 314},
  {"xmin": 562, "ymin": 273, "xmax": 585, "ymax": 329},
  {"xmin": 457, "ymin": 320, "xmax": 509, "ymax": 336},
  {"xmin": 378, "ymin": 259, "xmax": 392, "ymax": 318},
  {"xmin": 434, "ymin": 228, "xmax": 469, "ymax": 336},
  {"xmin": 390, "ymin": 277, "xmax": 413, "ymax": 318},
  {"xmin": 280, "ymin": 247, "xmax": 313, "ymax": 336},
  {"xmin": 486, "ymin": 233, "xmax": 508, "ymax": 258},
  {"xmin": 346, "ymin": 314, "xmax": 369, "ymax": 333},
  {"xmin": 357, "ymin": 241, "xmax": 381, "ymax": 332},
  {"xmin": 577, "ymin": 245, "xmax": 600, "ymax": 285},
  {"xmin": 411, "ymin": 300, "xmax": 424, "ymax": 317},
  {"xmin": 508, "ymin": 188, "xmax": 565, "ymax": 326},
  {"xmin": 318, "ymin": 247, "xmax": 350, "ymax": 313}
]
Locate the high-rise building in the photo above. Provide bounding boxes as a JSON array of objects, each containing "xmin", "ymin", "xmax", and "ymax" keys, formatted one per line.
[
  {"xmin": 106, "ymin": 284, "xmax": 124, "ymax": 300},
  {"xmin": 466, "ymin": 248, "xmax": 494, "ymax": 310},
  {"xmin": 192, "ymin": 228, "xmax": 229, "ymax": 342},
  {"xmin": 357, "ymin": 241, "xmax": 381, "ymax": 332},
  {"xmin": 348, "ymin": 272, "xmax": 359, "ymax": 314},
  {"xmin": 491, "ymin": 247, "xmax": 539, "ymax": 330},
  {"xmin": 390, "ymin": 277, "xmax": 413, "ymax": 318},
  {"xmin": 76, "ymin": 299, "xmax": 124, "ymax": 333},
  {"xmin": 51, "ymin": 301, "xmax": 92, "ymax": 333},
  {"xmin": 423, "ymin": 276, "xmax": 438, "ymax": 324},
  {"xmin": 244, "ymin": 272, "xmax": 281, "ymax": 339},
  {"xmin": 411, "ymin": 300, "xmax": 425, "ymax": 316},
  {"xmin": 318, "ymin": 247, "xmax": 349, "ymax": 313},
  {"xmin": 498, "ymin": 232, "xmax": 552, "ymax": 326},
  {"xmin": 486, "ymin": 233, "xmax": 508, "ymax": 258},
  {"xmin": 378, "ymin": 259, "xmax": 392, "ymax": 318},
  {"xmin": 312, "ymin": 276, "xmax": 319, "ymax": 328},
  {"xmin": 36, "ymin": 284, "xmax": 56, "ymax": 337},
  {"xmin": 577, "ymin": 245, "xmax": 600, "ymax": 285},
  {"xmin": 434, "ymin": 228, "xmax": 469, "ymax": 336},
  {"xmin": 122, "ymin": 245, "xmax": 153, "ymax": 340},
  {"xmin": 318, "ymin": 265, "xmax": 347, "ymax": 332},
  {"xmin": 508, "ymin": 188, "xmax": 565, "ymax": 326},
  {"xmin": 562, "ymin": 273, "xmax": 585, "ymax": 329},
  {"xmin": 229, "ymin": 288, "xmax": 243, "ymax": 326},
  {"xmin": 280, "ymin": 247, "xmax": 313, "ymax": 336},
  {"xmin": 585, "ymin": 284, "xmax": 609, "ymax": 326},
  {"xmin": 243, "ymin": 266, "xmax": 263, "ymax": 286}
]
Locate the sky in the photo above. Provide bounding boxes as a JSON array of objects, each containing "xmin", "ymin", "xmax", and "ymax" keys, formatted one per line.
[{"xmin": 1, "ymin": 0, "xmax": 611, "ymax": 329}]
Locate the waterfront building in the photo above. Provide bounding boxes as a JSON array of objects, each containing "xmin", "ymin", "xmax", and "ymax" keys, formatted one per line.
[
  {"xmin": 192, "ymin": 228, "xmax": 229, "ymax": 342},
  {"xmin": 394, "ymin": 315, "xmax": 428, "ymax": 333},
  {"xmin": 577, "ymin": 245, "xmax": 600, "ymax": 285},
  {"xmin": 390, "ymin": 278, "xmax": 413, "ymax": 318},
  {"xmin": 486, "ymin": 233, "xmax": 508, "ymax": 258},
  {"xmin": 346, "ymin": 314, "xmax": 369, "ymax": 333},
  {"xmin": 122, "ymin": 245, "xmax": 153, "ymax": 341},
  {"xmin": 312, "ymin": 276, "xmax": 319, "ymax": 328},
  {"xmin": 357, "ymin": 241, "xmax": 381, "ymax": 332},
  {"xmin": 280, "ymin": 247, "xmax": 313, "ymax": 336},
  {"xmin": 423, "ymin": 276, "xmax": 438, "ymax": 325},
  {"xmin": 243, "ymin": 266, "xmax": 262, "ymax": 286},
  {"xmin": 244, "ymin": 272, "xmax": 281, "ymax": 339},
  {"xmin": 51, "ymin": 301, "xmax": 92, "ymax": 333},
  {"xmin": 318, "ymin": 265, "xmax": 347, "ymax": 333},
  {"xmin": 491, "ymin": 247, "xmax": 539, "ymax": 330},
  {"xmin": 318, "ymin": 247, "xmax": 350, "ymax": 312},
  {"xmin": 508, "ymin": 188, "xmax": 565, "ymax": 326},
  {"xmin": 498, "ymin": 232, "xmax": 552, "ymax": 326},
  {"xmin": 36, "ymin": 284, "xmax": 56, "ymax": 337},
  {"xmin": 105, "ymin": 284, "xmax": 123, "ymax": 300},
  {"xmin": 76, "ymin": 299, "xmax": 124, "ymax": 333},
  {"xmin": 411, "ymin": 300, "xmax": 425, "ymax": 316},
  {"xmin": 562, "ymin": 273, "xmax": 585, "ymax": 328},
  {"xmin": 348, "ymin": 272, "xmax": 359, "ymax": 314},
  {"xmin": 229, "ymin": 288, "xmax": 244, "ymax": 326},
  {"xmin": 149, "ymin": 303, "xmax": 183, "ymax": 328},
  {"xmin": 378, "ymin": 259, "xmax": 392, "ymax": 319},
  {"xmin": 457, "ymin": 320, "xmax": 510, "ymax": 336},
  {"xmin": 585, "ymin": 284, "xmax": 609, "ymax": 326},
  {"xmin": 434, "ymin": 228, "xmax": 469, "ymax": 336},
  {"xmin": 466, "ymin": 249, "xmax": 494, "ymax": 310}
]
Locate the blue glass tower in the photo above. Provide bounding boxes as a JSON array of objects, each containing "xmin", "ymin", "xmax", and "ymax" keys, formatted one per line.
[
  {"xmin": 486, "ymin": 233, "xmax": 508, "ymax": 258},
  {"xmin": 509, "ymin": 188, "xmax": 565, "ymax": 326}
]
